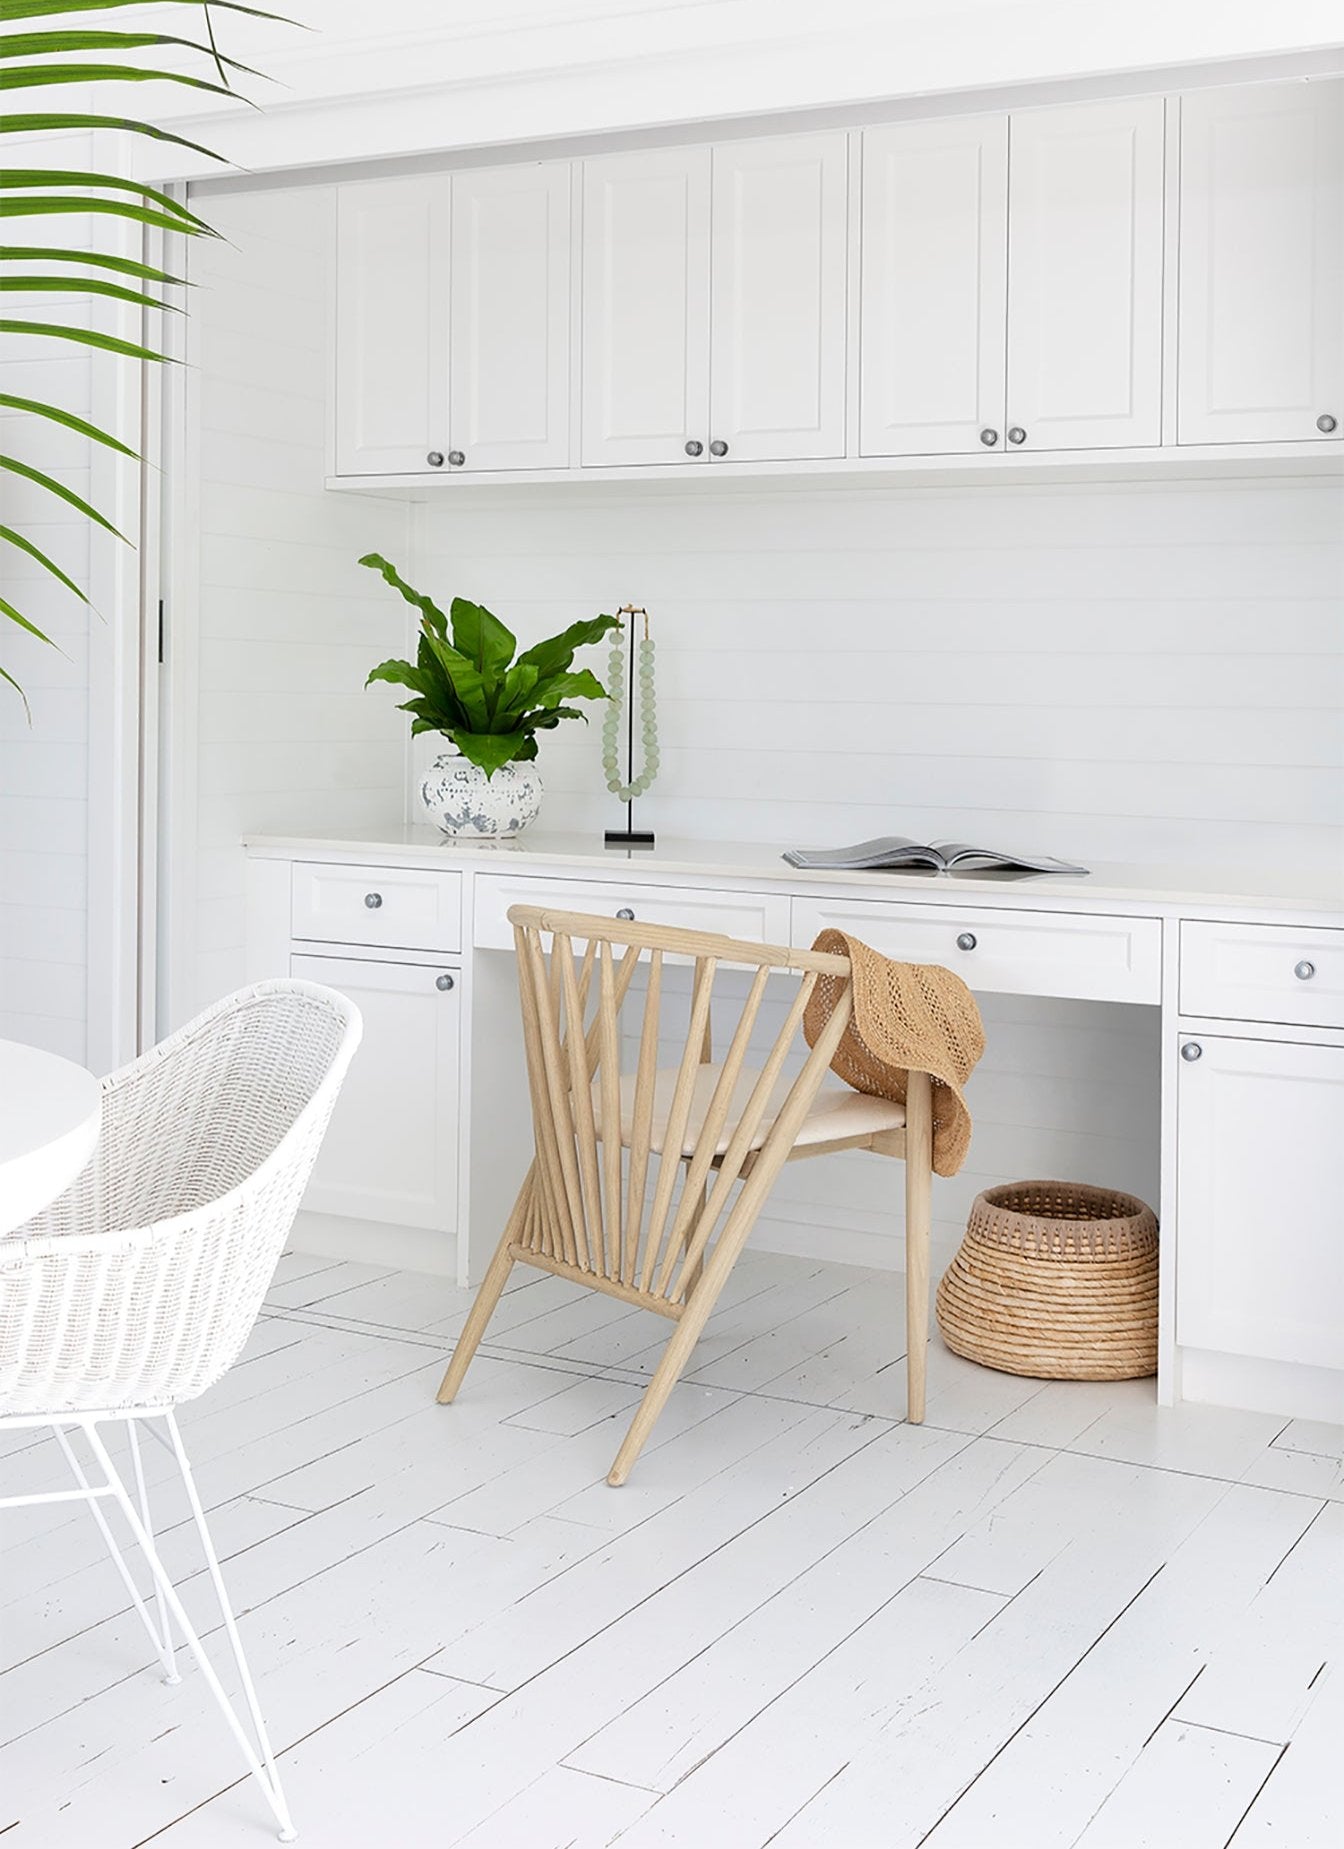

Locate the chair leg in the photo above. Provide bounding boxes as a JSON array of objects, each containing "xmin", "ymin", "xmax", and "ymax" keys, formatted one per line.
[
  {"xmin": 81, "ymin": 1414, "xmax": 297, "ymax": 1843},
  {"xmin": 53, "ymin": 1422, "xmax": 179, "ymax": 1683},
  {"xmin": 436, "ymin": 1177, "xmax": 530, "ymax": 1405},
  {"xmin": 904, "ymin": 1071, "xmax": 934, "ymax": 1425},
  {"xmin": 607, "ymin": 1172, "xmax": 775, "ymax": 1488}
]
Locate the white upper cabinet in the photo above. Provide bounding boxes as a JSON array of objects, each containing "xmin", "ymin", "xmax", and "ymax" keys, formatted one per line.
[
  {"xmin": 1005, "ymin": 97, "xmax": 1166, "ymax": 451},
  {"xmin": 334, "ymin": 164, "xmax": 570, "ymax": 477},
  {"xmin": 1177, "ymin": 80, "xmax": 1344, "ymax": 446},
  {"xmin": 334, "ymin": 176, "xmax": 450, "ymax": 476},
  {"xmin": 709, "ymin": 132, "xmax": 849, "ymax": 462},
  {"xmin": 860, "ymin": 117, "xmax": 1008, "ymax": 457},
  {"xmin": 330, "ymin": 80, "xmax": 1334, "ymax": 481},
  {"xmin": 581, "ymin": 147, "xmax": 712, "ymax": 467},
  {"xmin": 449, "ymin": 164, "xmax": 571, "ymax": 472}
]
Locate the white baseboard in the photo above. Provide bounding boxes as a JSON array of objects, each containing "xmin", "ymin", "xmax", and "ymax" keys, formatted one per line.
[
  {"xmin": 289, "ymin": 1209, "xmax": 459, "ymax": 1278},
  {"xmin": 1180, "ymin": 1346, "xmax": 1344, "ymax": 1425},
  {"xmin": 749, "ymin": 1208, "xmax": 964, "ymax": 1276},
  {"xmin": 288, "ymin": 1205, "xmax": 964, "ymax": 1283}
]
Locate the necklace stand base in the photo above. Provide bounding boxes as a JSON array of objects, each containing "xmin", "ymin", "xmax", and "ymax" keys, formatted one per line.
[{"xmin": 604, "ymin": 828, "xmax": 656, "ymax": 848}]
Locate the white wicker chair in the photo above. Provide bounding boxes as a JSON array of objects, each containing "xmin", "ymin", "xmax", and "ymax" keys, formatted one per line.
[{"xmin": 0, "ymin": 980, "xmax": 362, "ymax": 1842}]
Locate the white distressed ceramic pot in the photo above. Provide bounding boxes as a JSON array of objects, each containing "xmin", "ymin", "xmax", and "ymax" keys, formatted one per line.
[{"xmin": 418, "ymin": 750, "xmax": 543, "ymax": 838}]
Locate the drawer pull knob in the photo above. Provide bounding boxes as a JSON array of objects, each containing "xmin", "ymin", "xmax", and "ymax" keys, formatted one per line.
[
  {"xmin": 436, "ymin": 973, "xmax": 455, "ymax": 992},
  {"xmin": 615, "ymin": 907, "xmax": 636, "ymax": 922},
  {"xmin": 1294, "ymin": 960, "xmax": 1316, "ymax": 981},
  {"xmin": 1181, "ymin": 1041, "xmax": 1203, "ymax": 1062},
  {"xmin": 956, "ymin": 932, "xmax": 977, "ymax": 952},
  {"xmin": 364, "ymin": 892, "xmax": 383, "ymax": 910},
  {"xmin": 1317, "ymin": 414, "xmax": 1338, "ymax": 434}
]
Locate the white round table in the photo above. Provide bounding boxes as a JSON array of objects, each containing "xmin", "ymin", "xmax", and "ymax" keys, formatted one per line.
[{"xmin": 0, "ymin": 1040, "xmax": 102, "ymax": 1236}]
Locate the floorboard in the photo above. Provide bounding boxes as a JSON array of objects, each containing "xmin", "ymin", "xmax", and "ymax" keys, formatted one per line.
[{"xmin": 0, "ymin": 1248, "xmax": 1337, "ymax": 1849}]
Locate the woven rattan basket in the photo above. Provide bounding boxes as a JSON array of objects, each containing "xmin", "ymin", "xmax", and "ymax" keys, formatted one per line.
[{"xmin": 935, "ymin": 1180, "xmax": 1158, "ymax": 1381}]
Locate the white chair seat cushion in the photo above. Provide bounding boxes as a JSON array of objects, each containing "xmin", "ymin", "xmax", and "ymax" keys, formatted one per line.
[{"xmin": 596, "ymin": 1065, "xmax": 906, "ymax": 1159}]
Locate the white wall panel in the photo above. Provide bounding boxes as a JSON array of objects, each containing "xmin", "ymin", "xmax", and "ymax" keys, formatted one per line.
[{"xmin": 177, "ymin": 186, "xmax": 411, "ymax": 1021}]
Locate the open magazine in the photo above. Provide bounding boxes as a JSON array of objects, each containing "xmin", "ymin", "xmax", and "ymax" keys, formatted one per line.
[{"xmin": 783, "ymin": 836, "xmax": 1089, "ymax": 876}]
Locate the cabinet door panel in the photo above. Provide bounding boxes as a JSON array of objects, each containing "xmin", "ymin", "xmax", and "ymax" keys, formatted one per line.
[
  {"xmin": 334, "ymin": 177, "xmax": 450, "ymax": 475},
  {"xmin": 1007, "ymin": 98, "xmax": 1165, "ymax": 451},
  {"xmin": 859, "ymin": 117, "xmax": 1008, "ymax": 456},
  {"xmin": 291, "ymin": 954, "xmax": 460, "ymax": 1234},
  {"xmin": 581, "ymin": 147, "xmax": 711, "ymax": 467},
  {"xmin": 450, "ymin": 164, "xmax": 571, "ymax": 472},
  {"xmin": 1176, "ymin": 1035, "xmax": 1344, "ymax": 1370},
  {"xmin": 1178, "ymin": 81, "xmax": 1344, "ymax": 445},
  {"xmin": 710, "ymin": 132, "xmax": 848, "ymax": 461}
]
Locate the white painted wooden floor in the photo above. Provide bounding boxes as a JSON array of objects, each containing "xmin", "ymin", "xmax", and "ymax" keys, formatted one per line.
[{"xmin": 2, "ymin": 1248, "xmax": 1340, "ymax": 1849}]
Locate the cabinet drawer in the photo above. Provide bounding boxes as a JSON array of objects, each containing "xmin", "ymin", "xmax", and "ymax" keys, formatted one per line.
[
  {"xmin": 791, "ymin": 897, "xmax": 1161, "ymax": 1004},
  {"xmin": 472, "ymin": 874, "xmax": 790, "ymax": 952},
  {"xmin": 1181, "ymin": 920, "xmax": 1344, "ymax": 1028},
  {"xmin": 292, "ymin": 862, "xmax": 462, "ymax": 953}
]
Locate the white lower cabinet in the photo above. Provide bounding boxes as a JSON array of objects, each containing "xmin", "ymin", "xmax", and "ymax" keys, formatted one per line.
[
  {"xmin": 291, "ymin": 954, "xmax": 460, "ymax": 1236},
  {"xmin": 1175, "ymin": 1032, "xmax": 1344, "ymax": 1373}
]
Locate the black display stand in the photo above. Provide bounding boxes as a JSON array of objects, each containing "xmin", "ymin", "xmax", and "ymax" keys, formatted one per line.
[{"xmin": 604, "ymin": 605, "xmax": 654, "ymax": 849}]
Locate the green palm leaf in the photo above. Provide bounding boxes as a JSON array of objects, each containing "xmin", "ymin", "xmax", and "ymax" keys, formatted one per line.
[
  {"xmin": 0, "ymin": 197, "xmax": 216, "ymax": 236},
  {"xmin": 2, "ymin": 275, "xmax": 178, "ymax": 313},
  {"xmin": 0, "ymin": 393, "xmax": 139, "ymax": 457},
  {"xmin": 0, "ymin": 2, "xmax": 287, "ymax": 20},
  {"xmin": 0, "ymin": 245, "xmax": 188, "ymax": 286},
  {"xmin": 0, "ymin": 114, "xmax": 222, "ymax": 163},
  {"xmin": 0, "ymin": 2, "xmax": 294, "ymax": 703},
  {"xmin": 0, "ymin": 32, "xmax": 262, "ymax": 82},
  {"xmin": 0, "ymin": 455, "xmax": 128, "ymax": 541},
  {"xmin": 0, "ymin": 524, "xmax": 90, "ymax": 603},
  {"xmin": 0, "ymin": 171, "xmax": 211, "ymax": 229},
  {"xmin": 0, "ymin": 594, "xmax": 57, "ymax": 649},
  {"xmin": 0, "ymin": 318, "xmax": 170, "ymax": 362},
  {"xmin": 0, "ymin": 62, "xmax": 239, "ymax": 98}
]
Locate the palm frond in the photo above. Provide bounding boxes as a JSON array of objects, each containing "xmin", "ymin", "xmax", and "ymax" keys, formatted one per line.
[{"xmin": 0, "ymin": 245, "xmax": 189, "ymax": 287}]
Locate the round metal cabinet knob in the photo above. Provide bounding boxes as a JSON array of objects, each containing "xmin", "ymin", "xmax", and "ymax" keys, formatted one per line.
[
  {"xmin": 447, "ymin": 449, "xmax": 466, "ymax": 467},
  {"xmin": 1181, "ymin": 1041, "xmax": 1203, "ymax": 1062},
  {"xmin": 1007, "ymin": 426, "xmax": 1027, "ymax": 446},
  {"xmin": 364, "ymin": 892, "xmax": 383, "ymax": 909},
  {"xmin": 1317, "ymin": 414, "xmax": 1338, "ymax": 434},
  {"xmin": 1295, "ymin": 960, "xmax": 1316, "ymax": 981},
  {"xmin": 615, "ymin": 907, "xmax": 636, "ymax": 922},
  {"xmin": 684, "ymin": 439, "xmax": 704, "ymax": 457},
  {"xmin": 435, "ymin": 973, "xmax": 455, "ymax": 992},
  {"xmin": 979, "ymin": 428, "xmax": 999, "ymax": 447},
  {"xmin": 709, "ymin": 439, "xmax": 729, "ymax": 458},
  {"xmin": 426, "ymin": 451, "xmax": 445, "ymax": 468},
  {"xmin": 956, "ymin": 932, "xmax": 977, "ymax": 952}
]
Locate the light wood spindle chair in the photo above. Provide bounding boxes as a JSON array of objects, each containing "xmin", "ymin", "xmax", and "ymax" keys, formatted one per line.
[{"xmin": 438, "ymin": 907, "xmax": 936, "ymax": 1485}]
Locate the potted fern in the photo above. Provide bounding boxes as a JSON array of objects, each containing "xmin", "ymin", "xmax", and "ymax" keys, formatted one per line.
[{"xmin": 362, "ymin": 555, "xmax": 619, "ymax": 837}]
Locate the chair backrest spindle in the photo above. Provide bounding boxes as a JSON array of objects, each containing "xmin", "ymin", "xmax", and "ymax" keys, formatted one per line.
[{"xmin": 509, "ymin": 907, "xmax": 857, "ymax": 1316}]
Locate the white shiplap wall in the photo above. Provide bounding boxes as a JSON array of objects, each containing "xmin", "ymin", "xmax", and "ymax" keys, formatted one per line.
[
  {"xmin": 0, "ymin": 136, "xmax": 97, "ymax": 1065},
  {"xmin": 415, "ymin": 477, "xmax": 1344, "ymax": 869},
  {"xmin": 178, "ymin": 186, "xmax": 409, "ymax": 1019}
]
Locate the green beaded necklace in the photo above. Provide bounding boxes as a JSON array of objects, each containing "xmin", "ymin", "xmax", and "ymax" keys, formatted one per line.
[{"xmin": 602, "ymin": 608, "xmax": 659, "ymax": 800}]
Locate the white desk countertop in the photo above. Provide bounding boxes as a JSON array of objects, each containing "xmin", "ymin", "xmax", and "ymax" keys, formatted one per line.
[{"xmin": 244, "ymin": 827, "xmax": 1344, "ymax": 923}]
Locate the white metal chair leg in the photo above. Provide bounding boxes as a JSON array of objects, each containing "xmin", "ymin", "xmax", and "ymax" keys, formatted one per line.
[
  {"xmin": 52, "ymin": 1423, "xmax": 179, "ymax": 1684},
  {"xmin": 79, "ymin": 1418, "xmax": 298, "ymax": 1843},
  {"xmin": 127, "ymin": 1419, "xmax": 180, "ymax": 1684}
]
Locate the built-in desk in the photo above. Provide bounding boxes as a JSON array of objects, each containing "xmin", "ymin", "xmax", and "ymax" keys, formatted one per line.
[{"xmin": 245, "ymin": 829, "xmax": 1344, "ymax": 1424}]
